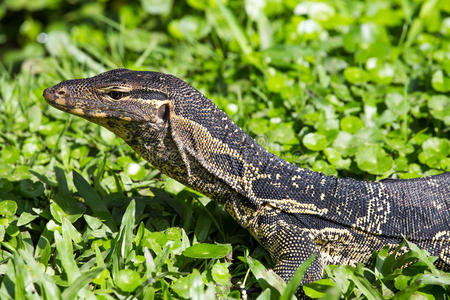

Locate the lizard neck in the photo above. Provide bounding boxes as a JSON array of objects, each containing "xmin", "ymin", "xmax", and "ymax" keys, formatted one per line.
[
  {"xmin": 129, "ymin": 87, "xmax": 335, "ymax": 216},
  {"xmin": 167, "ymin": 92, "xmax": 334, "ymax": 212}
]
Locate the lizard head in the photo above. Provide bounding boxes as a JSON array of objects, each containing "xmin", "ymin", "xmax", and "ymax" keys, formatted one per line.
[
  {"xmin": 43, "ymin": 69, "xmax": 173, "ymax": 142},
  {"xmin": 43, "ymin": 68, "xmax": 252, "ymax": 192}
]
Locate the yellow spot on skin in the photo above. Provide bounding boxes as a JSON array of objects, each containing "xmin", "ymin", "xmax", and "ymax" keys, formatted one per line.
[
  {"xmin": 70, "ymin": 108, "xmax": 85, "ymax": 116},
  {"xmin": 55, "ymin": 98, "xmax": 66, "ymax": 105},
  {"xmin": 92, "ymin": 112, "xmax": 107, "ymax": 118},
  {"xmin": 122, "ymin": 116, "xmax": 132, "ymax": 121}
]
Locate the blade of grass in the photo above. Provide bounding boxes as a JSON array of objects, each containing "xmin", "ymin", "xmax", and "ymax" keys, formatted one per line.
[
  {"xmin": 13, "ymin": 254, "xmax": 26, "ymax": 300},
  {"xmin": 280, "ymin": 254, "xmax": 316, "ymax": 300},
  {"xmin": 247, "ymin": 256, "xmax": 286, "ymax": 293},
  {"xmin": 110, "ymin": 200, "xmax": 135, "ymax": 264},
  {"xmin": 119, "ymin": 200, "xmax": 135, "ymax": 260},
  {"xmin": 214, "ymin": 1, "xmax": 251, "ymax": 55},
  {"xmin": 406, "ymin": 241, "xmax": 439, "ymax": 275},
  {"xmin": 18, "ymin": 249, "xmax": 61, "ymax": 300},
  {"xmin": 62, "ymin": 218, "xmax": 82, "ymax": 244},
  {"xmin": 61, "ymin": 267, "xmax": 105, "ymax": 300},
  {"xmin": 346, "ymin": 268, "xmax": 383, "ymax": 300},
  {"xmin": 73, "ymin": 171, "xmax": 117, "ymax": 231},
  {"xmin": 54, "ymin": 230, "xmax": 80, "ymax": 284}
]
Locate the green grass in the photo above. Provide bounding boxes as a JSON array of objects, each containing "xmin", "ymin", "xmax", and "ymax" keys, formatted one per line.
[{"xmin": 0, "ymin": 0, "xmax": 449, "ymax": 298}]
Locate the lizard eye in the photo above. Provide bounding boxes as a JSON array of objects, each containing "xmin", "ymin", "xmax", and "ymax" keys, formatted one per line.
[{"xmin": 108, "ymin": 91, "xmax": 125, "ymax": 100}]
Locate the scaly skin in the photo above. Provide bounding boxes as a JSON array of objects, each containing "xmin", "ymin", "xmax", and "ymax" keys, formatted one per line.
[{"xmin": 43, "ymin": 69, "xmax": 450, "ymax": 286}]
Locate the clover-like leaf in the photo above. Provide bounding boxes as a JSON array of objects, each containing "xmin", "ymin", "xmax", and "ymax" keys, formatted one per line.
[
  {"xmin": 303, "ymin": 133, "xmax": 328, "ymax": 151},
  {"xmin": 355, "ymin": 144, "xmax": 393, "ymax": 175}
]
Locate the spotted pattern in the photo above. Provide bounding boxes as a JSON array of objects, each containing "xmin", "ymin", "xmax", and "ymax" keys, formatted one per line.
[{"xmin": 43, "ymin": 69, "xmax": 450, "ymax": 288}]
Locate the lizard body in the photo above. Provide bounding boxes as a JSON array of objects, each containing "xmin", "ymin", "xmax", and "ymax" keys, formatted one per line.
[{"xmin": 43, "ymin": 69, "xmax": 450, "ymax": 285}]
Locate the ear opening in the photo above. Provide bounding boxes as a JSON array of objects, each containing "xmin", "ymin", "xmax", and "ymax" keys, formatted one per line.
[{"xmin": 157, "ymin": 103, "xmax": 170, "ymax": 122}]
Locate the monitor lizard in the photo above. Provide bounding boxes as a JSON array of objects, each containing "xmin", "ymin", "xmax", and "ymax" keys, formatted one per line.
[{"xmin": 43, "ymin": 68, "xmax": 450, "ymax": 287}]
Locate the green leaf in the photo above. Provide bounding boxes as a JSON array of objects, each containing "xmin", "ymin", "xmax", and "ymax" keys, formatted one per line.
[
  {"xmin": 182, "ymin": 243, "xmax": 232, "ymax": 259},
  {"xmin": 431, "ymin": 70, "xmax": 450, "ymax": 92},
  {"xmin": 256, "ymin": 288, "xmax": 271, "ymax": 300},
  {"xmin": 91, "ymin": 268, "xmax": 111, "ymax": 286},
  {"xmin": 189, "ymin": 269, "xmax": 206, "ymax": 298},
  {"xmin": 418, "ymin": 137, "xmax": 449, "ymax": 168},
  {"xmin": 211, "ymin": 262, "xmax": 231, "ymax": 285},
  {"xmin": 355, "ymin": 144, "xmax": 394, "ymax": 175},
  {"xmin": 428, "ymin": 95, "xmax": 450, "ymax": 125},
  {"xmin": 193, "ymin": 212, "xmax": 211, "ymax": 242},
  {"xmin": 6, "ymin": 223, "xmax": 19, "ymax": 237},
  {"xmin": 171, "ymin": 269, "xmax": 209, "ymax": 299},
  {"xmin": 394, "ymin": 274, "xmax": 410, "ymax": 290},
  {"xmin": 346, "ymin": 269, "xmax": 384, "ymax": 299},
  {"xmin": 303, "ymin": 133, "xmax": 328, "ymax": 151},
  {"xmin": 84, "ymin": 215, "xmax": 103, "ymax": 230},
  {"xmin": 171, "ymin": 273, "xmax": 194, "ymax": 298},
  {"xmin": 312, "ymin": 160, "xmax": 337, "ymax": 176},
  {"xmin": 340, "ymin": 115, "xmax": 363, "ymax": 134},
  {"xmin": 187, "ymin": 0, "xmax": 208, "ymax": 10},
  {"xmin": 416, "ymin": 273, "xmax": 450, "ymax": 286},
  {"xmin": 36, "ymin": 235, "xmax": 51, "ymax": 266},
  {"xmin": 125, "ymin": 162, "xmax": 146, "ymax": 181},
  {"xmin": 0, "ymin": 179, "xmax": 13, "ymax": 193},
  {"xmin": 266, "ymin": 67, "xmax": 288, "ymax": 92},
  {"xmin": 248, "ymin": 118, "xmax": 270, "ymax": 135},
  {"xmin": 168, "ymin": 16, "xmax": 211, "ymax": 40},
  {"xmin": 0, "ymin": 225, "xmax": 5, "ymax": 242},
  {"xmin": 1, "ymin": 145, "xmax": 20, "ymax": 164},
  {"xmin": 268, "ymin": 122, "xmax": 297, "ymax": 144},
  {"xmin": 141, "ymin": 0, "xmax": 173, "ymax": 15},
  {"xmin": 62, "ymin": 217, "xmax": 82, "ymax": 244},
  {"xmin": 50, "ymin": 202, "xmax": 68, "ymax": 224},
  {"xmin": 324, "ymin": 148, "xmax": 351, "ymax": 170},
  {"xmin": 18, "ymin": 179, "xmax": 44, "ymax": 198},
  {"xmin": 0, "ymin": 200, "xmax": 17, "ymax": 217},
  {"xmin": 164, "ymin": 178, "xmax": 186, "ymax": 194},
  {"xmin": 246, "ymin": 256, "xmax": 286, "ymax": 293},
  {"xmin": 331, "ymin": 82, "xmax": 352, "ymax": 101},
  {"xmin": 367, "ymin": 59, "xmax": 394, "ymax": 84},
  {"xmin": 115, "ymin": 269, "xmax": 143, "ymax": 292},
  {"xmin": 385, "ymin": 92, "xmax": 409, "ymax": 116},
  {"xmin": 332, "ymin": 131, "xmax": 354, "ymax": 156},
  {"xmin": 303, "ymin": 278, "xmax": 335, "ymax": 298},
  {"xmin": 17, "ymin": 212, "xmax": 38, "ymax": 226},
  {"xmin": 344, "ymin": 67, "xmax": 368, "ymax": 84},
  {"xmin": 406, "ymin": 240, "xmax": 439, "ymax": 275}
]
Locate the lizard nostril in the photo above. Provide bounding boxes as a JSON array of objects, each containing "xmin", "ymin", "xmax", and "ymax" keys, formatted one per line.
[{"xmin": 57, "ymin": 90, "xmax": 66, "ymax": 96}]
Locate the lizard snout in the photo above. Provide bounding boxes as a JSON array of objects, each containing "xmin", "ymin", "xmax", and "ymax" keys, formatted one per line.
[
  {"xmin": 43, "ymin": 85, "xmax": 69, "ymax": 108},
  {"xmin": 43, "ymin": 86, "xmax": 55, "ymax": 102}
]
